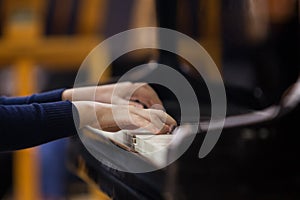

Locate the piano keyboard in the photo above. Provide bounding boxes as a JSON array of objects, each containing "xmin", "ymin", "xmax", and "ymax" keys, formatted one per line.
[{"xmin": 81, "ymin": 126, "xmax": 196, "ymax": 168}]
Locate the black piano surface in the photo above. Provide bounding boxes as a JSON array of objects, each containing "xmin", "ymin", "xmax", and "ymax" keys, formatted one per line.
[{"xmin": 67, "ymin": 84, "xmax": 300, "ymax": 199}]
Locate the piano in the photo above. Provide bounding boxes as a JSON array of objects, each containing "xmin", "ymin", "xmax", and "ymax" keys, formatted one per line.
[{"xmin": 67, "ymin": 76, "xmax": 300, "ymax": 200}]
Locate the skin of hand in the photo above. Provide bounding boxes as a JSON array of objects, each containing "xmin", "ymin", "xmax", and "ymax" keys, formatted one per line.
[
  {"xmin": 62, "ymin": 82, "xmax": 164, "ymax": 109},
  {"xmin": 64, "ymin": 82, "xmax": 177, "ymax": 134},
  {"xmin": 72, "ymin": 101, "xmax": 177, "ymax": 134}
]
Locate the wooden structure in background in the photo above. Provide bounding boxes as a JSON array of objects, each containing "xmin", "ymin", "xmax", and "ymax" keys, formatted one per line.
[
  {"xmin": 0, "ymin": 0, "xmax": 106, "ymax": 199},
  {"xmin": 200, "ymin": 0, "xmax": 222, "ymax": 72}
]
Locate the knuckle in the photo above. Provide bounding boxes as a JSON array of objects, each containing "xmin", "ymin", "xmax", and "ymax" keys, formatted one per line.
[{"xmin": 157, "ymin": 110, "xmax": 165, "ymax": 116}]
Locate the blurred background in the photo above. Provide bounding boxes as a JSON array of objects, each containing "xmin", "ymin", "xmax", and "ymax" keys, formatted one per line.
[{"xmin": 0, "ymin": 0, "xmax": 298, "ymax": 199}]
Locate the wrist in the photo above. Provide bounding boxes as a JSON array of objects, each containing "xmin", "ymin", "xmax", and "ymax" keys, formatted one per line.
[
  {"xmin": 62, "ymin": 89, "xmax": 73, "ymax": 101},
  {"xmin": 72, "ymin": 101, "xmax": 98, "ymax": 129}
]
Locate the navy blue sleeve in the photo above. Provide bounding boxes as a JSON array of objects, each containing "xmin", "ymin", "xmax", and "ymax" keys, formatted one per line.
[
  {"xmin": 0, "ymin": 89, "xmax": 65, "ymax": 105},
  {"xmin": 0, "ymin": 101, "xmax": 79, "ymax": 152}
]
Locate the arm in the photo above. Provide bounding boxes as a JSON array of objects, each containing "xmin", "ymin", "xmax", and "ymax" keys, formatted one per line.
[
  {"xmin": 0, "ymin": 82, "xmax": 162, "ymax": 108},
  {"xmin": 0, "ymin": 101, "xmax": 176, "ymax": 152},
  {"xmin": 0, "ymin": 89, "xmax": 65, "ymax": 105},
  {"xmin": 0, "ymin": 82, "xmax": 176, "ymax": 151},
  {"xmin": 62, "ymin": 82, "xmax": 164, "ymax": 109},
  {"xmin": 0, "ymin": 101, "xmax": 77, "ymax": 151}
]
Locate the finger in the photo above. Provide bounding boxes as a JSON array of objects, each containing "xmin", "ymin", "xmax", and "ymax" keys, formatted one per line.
[
  {"xmin": 150, "ymin": 103, "xmax": 165, "ymax": 111},
  {"xmin": 130, "ymin": 114, "xmax": 160, "ymax": 133},
  {"xmin": 150, "ymin": 109, "xmax": 177, "ymax": 127},
  {"xmin": 154, "ymin": 124, "xmax": 171, "ymax": 134},
  {"xmin": 111, "ymin": 106, "xmax": 171, "ymax": 134},
  {"xmin": 141, "ymin": 91, "xmax": 163, "ymax": 108},
  {"xmin": 132, "ymin": 95, "xmax": 164, "ymax": 110},
  {"xmin": 143, "ymin": 84, "xmax": 164, "ymax": 106},
  {"xmin": 132, "ymin": 114, "xmax": 170, "ymax": 134},
  {"xmin": 112, "ymin": 97, "xmax": 144, "ymax": 108},
  {"xmin": 130, "ymin": 108, "xmax": 175, "ymax": 133},
  {"xmin": 131, "ymin": 84, "xmax": 164, "ymax": 109},
  {"xmin": 129, "ymin": 101, "xmax": 144, "ymax": 108}
]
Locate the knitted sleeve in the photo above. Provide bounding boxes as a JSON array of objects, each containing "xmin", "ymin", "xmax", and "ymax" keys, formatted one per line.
[
  {"xmin": 0, "ymin": 89, "xmax": 66, "ymax": 105},
  {"xmin": 0, "ymin": 100, "xmax": 79, "ymax": 152}
]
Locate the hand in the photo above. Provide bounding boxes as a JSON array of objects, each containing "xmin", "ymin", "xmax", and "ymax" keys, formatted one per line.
[
  {"xmin": 73, "ymin": 101, "xmax": 177, "ymax": 134},
  {"xmin": 62, "ymin": 82, "xmax": 163, "ymax": 109}
]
